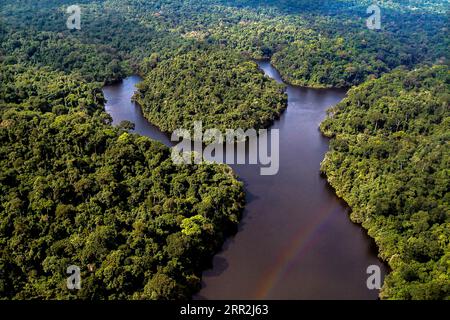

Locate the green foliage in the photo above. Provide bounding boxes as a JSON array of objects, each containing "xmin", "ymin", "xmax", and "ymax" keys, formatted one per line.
[
  {"xmin": 1, "ymin": 0, "xmax": 448, "ymax": 300},
  {"xmin": 0, "ymin": 64, "xmax": 105, "ymax": 114},
  {"xmin": 0, "ymin": 65, "xmax": 245, "ymax": 299},
  {"xmin": 135, "ymin": 47, "xmax": 287, "ymax": 133},
  {"xmin": 2, "ymin": 0, "xmax": 447, "ymax": 87},
  {"xmin": 0, "ymin": 0, "xmax": 194, "ymax": 84},
  {"xmin": 320, "ymin": 65, "xmax": 450, "ymax": 299}
]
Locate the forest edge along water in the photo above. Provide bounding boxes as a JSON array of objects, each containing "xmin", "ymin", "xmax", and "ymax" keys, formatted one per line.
[{"xmin": 103, "ymin": 60, "xmax": 388, "ymax": 300}]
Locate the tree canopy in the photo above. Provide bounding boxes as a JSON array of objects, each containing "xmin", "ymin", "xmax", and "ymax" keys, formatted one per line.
[
  {"xmin": 135, "ymin": 47, "xmax": 287, "ymax": 133},
  {"xmin": 320, "ymin": 65, "xmax": 450, "ymax": 299},
  {"xmin": 0, "ymin": 0, "xmax": 448, "ymax": 300},
  {"xmin": 0, "ymin": 63, "xmax": 245, "ymax": 299}
]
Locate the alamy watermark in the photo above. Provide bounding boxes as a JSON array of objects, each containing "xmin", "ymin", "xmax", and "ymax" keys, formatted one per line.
[
  {"xmin": 67, "ymin": 265, "xmax": 81, "ymax": 290},
  {"xmin": 366, "ymin": 265, "xmax": 382, "ymax": 290},
  {"xmin": 366, "ymin": 3, "xmax": 381, "ymax": 30},
  {"xmin": 66, "ymin": 5, "xmax": 81, "ymax": 30},
  {"xmin": 171, "ymin": 121, "xmax": 280, "ymax": 176}
]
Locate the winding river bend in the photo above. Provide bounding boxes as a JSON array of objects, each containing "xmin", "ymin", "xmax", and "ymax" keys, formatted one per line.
[{"xmin": 103, "ymin": 61, "xmax": 387, "ymax": 300}]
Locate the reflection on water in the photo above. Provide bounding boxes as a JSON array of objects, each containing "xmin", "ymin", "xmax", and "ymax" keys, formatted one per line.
[{"xmin": 103, "ymin": 62, "xmax": 387, "ymax": 300}]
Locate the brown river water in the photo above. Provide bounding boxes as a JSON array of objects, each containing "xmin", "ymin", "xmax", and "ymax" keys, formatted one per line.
[{"xmin": 103, "ymin": 61, "xmax": 387, "ymax": 300}]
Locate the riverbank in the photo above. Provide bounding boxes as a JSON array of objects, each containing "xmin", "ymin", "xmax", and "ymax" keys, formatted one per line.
[{"xmin": 104, "ymin": 61, "xmax": 387, "ymax": 299}]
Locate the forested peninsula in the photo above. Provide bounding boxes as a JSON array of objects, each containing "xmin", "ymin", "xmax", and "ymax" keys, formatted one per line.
[
  {"xmin": 0, "ymin": 0, "xmax": 448, "ymax": 299},
  {"xmin": 134, "ymin": 48, "xmax": 287, "ymax": 133}
]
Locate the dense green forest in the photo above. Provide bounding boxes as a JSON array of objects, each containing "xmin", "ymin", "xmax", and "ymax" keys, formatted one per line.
[
  {"xmin": 320, "ymin": 66, "xmax": 450, "ymax": 299},
  {"xmin": 0, "ymin": 0, "xmax": 449, "ymax": 300},
  {"xmin": 0, "ymin": 1, "xmax": 196, "ymax": 83},
  {"xmin": 1, "ymin": 1, "xmax": 447, "ymax": 87},
  {"xmin": 135, "ymin": 47, "xmax": 287, "ymax": 133},
  {"xmin": 0, "ymin": 63, "xmax": 245, "ymax": 299}
]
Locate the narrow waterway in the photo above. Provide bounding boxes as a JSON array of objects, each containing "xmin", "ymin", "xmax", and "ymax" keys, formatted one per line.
[{"xmin": 103, "ymin": 61, "xmax": 387, "ymax": 300}]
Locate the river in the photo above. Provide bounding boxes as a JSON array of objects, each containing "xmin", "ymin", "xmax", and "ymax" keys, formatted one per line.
[{"xmin": 103, "ymin": 61, "xmax": 387, "ymax": 300}]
